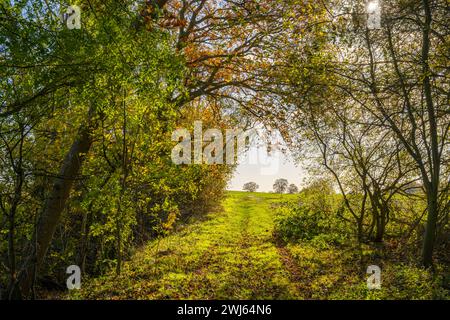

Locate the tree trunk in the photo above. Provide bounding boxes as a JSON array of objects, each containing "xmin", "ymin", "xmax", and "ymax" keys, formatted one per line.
[
  {"xmin": 422, "ymin": 187, "xmax": 438, "ymax": 267},
  {"xmin": 374, "ymin": 215, "xmax": 385, "ymax": 243},
  {"xmin": 373, "ymin": 201, "xmax": 387, "ymax": 243},
  {"xmin": 420, "ymin": 0, "xmax": 440, "ymax": 268},
  {"xmin": 18, "ymin": 115, "xmax": 96, "ymax": 298}
]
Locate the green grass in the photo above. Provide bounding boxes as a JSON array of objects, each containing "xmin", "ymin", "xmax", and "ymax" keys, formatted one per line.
[
  {"xmin": 73, "ymin": 191, "xmax": 447, "ymax": 300},
  {"xmin": 75, "ymin": 192, "xmax": 301, "ymax": 299}
]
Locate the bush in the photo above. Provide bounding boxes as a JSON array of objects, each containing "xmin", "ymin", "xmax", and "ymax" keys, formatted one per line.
[
  {"xmin": 274, "ymin": 205, "xmax": 321, "ymax": 242},
  {"xmin": 273, "ymin": 180, "xmax": 352, "ymax": 245}
]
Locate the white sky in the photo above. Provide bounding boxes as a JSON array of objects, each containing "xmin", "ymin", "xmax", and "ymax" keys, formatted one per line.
[
  {"xmin": 227, "ymin": 150, "xmax": 307, "ymax": 192},
  {"xmin": 226, "ymin": 128, "xmax": 308, "ymax": 192}
]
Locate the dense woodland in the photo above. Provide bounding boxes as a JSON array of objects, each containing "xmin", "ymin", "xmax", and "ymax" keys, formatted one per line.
[{"xmin": 0, "ymin": 0, "xmax": 448, "ymax": 299}]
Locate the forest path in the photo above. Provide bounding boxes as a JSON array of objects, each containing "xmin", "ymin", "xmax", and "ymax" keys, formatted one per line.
[{"xmin": 78, "ymin": 192, "xmax": 303, "ymax": 299}]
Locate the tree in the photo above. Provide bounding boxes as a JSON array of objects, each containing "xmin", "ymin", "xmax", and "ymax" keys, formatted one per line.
[
  {"xmin": 1, "ymin": 0, "xmax": 291, "ymax": 299},
  {"xmin": 273, "ymin": 179, "xmax": 288, "ymax": 194},
  {"xmin": 329, "ymin": 0, "xmax": 449, "ymax": 264},
  {"xmin": 287, "ymin": 184, "xmax": 299, "ymax": 194},
  {"xmin": 1, "ymin": 0, "xmax": 182, "ymax": 298},
  {"xmin": 263, "ymin": 0, "xmax": 448, "ymax": 266},
  {"xmin": 243, "ymin": 182, "xmax": 259, "ymax": 192}
]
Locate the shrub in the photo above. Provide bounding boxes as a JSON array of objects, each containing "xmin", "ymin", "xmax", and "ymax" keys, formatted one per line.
[
  {"xmin": 274, "ymin": 203, "xmax": 345, "ymax": 244},
  {"xmin": 274, "ymin": 185, "xmax": 351, "ymax": 245}
]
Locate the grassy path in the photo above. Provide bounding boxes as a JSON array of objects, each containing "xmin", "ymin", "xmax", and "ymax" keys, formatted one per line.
[{"xmin": 79, "ymin": 192, "xmax": 303, "ymax": 299}]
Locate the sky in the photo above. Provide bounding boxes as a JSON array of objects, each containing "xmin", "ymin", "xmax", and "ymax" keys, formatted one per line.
[
  {"xmin": 227, "ymin": 150, "xmax": 307, "ymax": 192},
  {"xmin": 226, "ymin": 129, "xmax": 308, "ymax": 192}
]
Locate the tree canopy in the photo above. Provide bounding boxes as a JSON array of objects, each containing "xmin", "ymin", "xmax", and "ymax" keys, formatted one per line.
[{"xmin": 0, "ymin": 0, "xmax": 448, "ymax": 300}]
